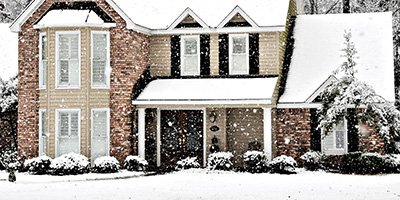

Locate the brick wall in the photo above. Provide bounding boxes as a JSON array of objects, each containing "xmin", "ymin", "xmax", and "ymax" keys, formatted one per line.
[
  {"xmin": 276, "ymin": 108, "xmax": 311, "ymax": 160},
  {"xmin": 17, "ymin": 0, "xmax": 150, "ymax": 162}
]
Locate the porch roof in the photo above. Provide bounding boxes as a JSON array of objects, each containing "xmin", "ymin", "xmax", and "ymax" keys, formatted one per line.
[{"xmin": 132, "ymin": 78, "xmax": 278, "ymax": 106}]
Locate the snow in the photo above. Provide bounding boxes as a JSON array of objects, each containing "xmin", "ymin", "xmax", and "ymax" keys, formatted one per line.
[
  {"xmin": 133, "ymin": 78, "xmax": 278, "ymax": 105},
  {"xmin": 1, "ymin": 169, "xmax": 400, "ymax": 199},
  {"xmin": 279, "ymin": 12, "xmax": 395, "ymax": 103},
  {"xmin": 0, "ymin": 23, "xmax": 18, "ymax": 80},
  {"xmin": 113, "ymin": 0, "xmax": 290, "ymax": 29},
  {"xmin": 35, "ymin": 10, "xmax": 112, "ymax": 28}
]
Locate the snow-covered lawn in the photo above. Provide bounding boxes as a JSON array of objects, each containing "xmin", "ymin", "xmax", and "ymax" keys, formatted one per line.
[{"xmin": 1, "ymin": 169, "xmax": 400, "ymax": 200}]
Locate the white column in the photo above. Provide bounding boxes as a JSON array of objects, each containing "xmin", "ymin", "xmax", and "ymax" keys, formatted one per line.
[
  {"xmin": 263, "ymin": 107, "xmax": 272, "ymax": 161},
  {"xmin": 138, "ymin": 108, "xmax": 145, "ymax": 158},
  {"xmin": 156, "ymin": 108, "xmax": 161, "ymax": 167}
]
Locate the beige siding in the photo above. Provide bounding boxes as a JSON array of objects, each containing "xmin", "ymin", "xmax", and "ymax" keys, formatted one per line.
[
  {"xmin": 205, "ymin": 108, "xmax": 227, "ymax": 158},
  {"xmin": 209, "ymin": 34, "xmax": 219, "ymax": 75},
  {"xmin": 259, "ymin": 32, "xmax": 280, "ymax": 75},
  {"xmin": 39, "ymin": 27, "xmax": 110, "ymax": 159},
  {"xmin": 226, "ymin": 108, "xmax": 264, "ymax": 167},
  {"xmin": 150, "ymin": 35, "xmax": 171, "ymax": 76}
]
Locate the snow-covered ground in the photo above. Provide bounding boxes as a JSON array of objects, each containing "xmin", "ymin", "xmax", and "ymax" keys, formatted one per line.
[{"xmin": 0, "ymin": 169, "xmax": 399, "ymax": 200}]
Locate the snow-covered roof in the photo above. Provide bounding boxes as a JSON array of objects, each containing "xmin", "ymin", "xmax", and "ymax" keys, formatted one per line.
[
  {"xmin": 113, "ymin": 0, "xmax": 290, "ymax": 29},
  {"xmin": 279, "ymin": 12, "xmax": 395, "ymax": 104},
  {"xmin": 0, "ymin": 23, "xmax": 18, "ymax": 80},
  {"xmin": 34, "ymin": 10, "xmax": 116, "ymax": 28},
  {"xmin": 133, "ymin": 78, "xmax": 278, "ymax": 106}
]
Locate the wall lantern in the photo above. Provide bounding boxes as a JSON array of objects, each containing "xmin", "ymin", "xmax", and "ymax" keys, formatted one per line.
[{"xmin": 209, "ymin": 111, "xmax": 217, "ymax": 123}]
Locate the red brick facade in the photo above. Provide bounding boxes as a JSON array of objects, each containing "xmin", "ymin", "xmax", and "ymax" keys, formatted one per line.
[{"xmin": 17, "ymin": 0, "xmax": 149, "ymax": 161}]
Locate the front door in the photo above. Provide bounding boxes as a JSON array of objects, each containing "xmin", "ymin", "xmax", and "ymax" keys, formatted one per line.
[{"xmin": 161, "ymin": 110, "xmax": 203, "ymax": 166}]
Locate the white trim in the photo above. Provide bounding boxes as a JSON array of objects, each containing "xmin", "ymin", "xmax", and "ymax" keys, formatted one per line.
[
  {"xmin": 55, "ymin": 30, "xmax": 81, "ymax": 89},
  {"xmin": 217, "ymin": 6, "xmax": 259, "ymax": 28},
  {"xmin": 202, "ymin": 108, "xmax": 207, "ymax": 167},
  {"xmin": 168, "ymin": 8, "xmax": 209, "ymax": 30},
  {"xmin": 156, "ymin": 108, "xmax": 161, "ymax": 167},
  {"xmin": 33, "ymin": 23, "xmax": 117, "ymax": 29},
  {"xmin": 305, "ymin": 75, "xmax": 338, "ymax": 103},
  {"xmin": 263, "ymin": 108, "xmax": 272, "ymax": 161},
  {"xmin": 321, "ymin": 119, "xmax": 348, "ymax": 155},
  {"xmin": 91, "ymin": 31, "xmax": 111, "ymax": 89},
  {"xmin": 229, "ymin": 34, "xmax": 249, "ymax": 75},
  {"xmin": 180, "ymin": 35, "xmax": 200, "ymax": 76},
  {"xmin": 138, "ymin": 108, "xmax": 146, "ymax": 158},
  {"xmin": 133, "ymin": 99, "xmax": 272, "ymax": 106},
  {"xmin": 151, "ymin": 26, "xmax": 285, "ymax": 35},
  {"xmin": 10, "ymin": 0, "xmax": 151, "ymax": 35},
  {"xmin": 38, "ymin": 109, "xmax": 47, "ymax": 156},
  {"xmin": 277, "ymin": 103, "xmax": 322, "ymax": 109},
  {"xmin": 55, "ymin": 109, "xmax": 81, "ymax": 157},
  {"xmin": 38, "ymin": 32, "xmax": 47, "ymax": 90},
  {"xmin": 91, "ymin": 108, "xmax": 110, "ymax": 163}
]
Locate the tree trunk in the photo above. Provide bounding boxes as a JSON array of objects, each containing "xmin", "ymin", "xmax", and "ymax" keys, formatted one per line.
[{"xmin": 343, "ymin": 0, "xmax": 351, "ymax": 13}]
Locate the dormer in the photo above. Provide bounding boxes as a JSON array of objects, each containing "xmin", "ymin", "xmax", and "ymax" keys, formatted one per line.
[
  {"xmin": 168, "ymin": 8, "xmax": 209, "ymax": 30},
  {"xmin": 217, "ymin": 6, "xmax": 258, "ymax": 28}
]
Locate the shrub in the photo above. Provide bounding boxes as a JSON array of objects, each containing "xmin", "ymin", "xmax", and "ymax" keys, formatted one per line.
[
  {"xmin": 124, "ymin": 156, "xmax": 148, "ymax": 171},
  {"xmin": 340, "ymin": 152, "xmax": 388, "ymax": 174},
  {"xmin": 24, "ymin": 156, "xmax": 52, "ymax": 174},
  {"xmin": 383, "ymin": 154, "xmax": 400, "ymax": 173},
  {"xmin": 321, "ymin": 155, "xmax": 341, "ymax": 172},
  {"xmin": 300, "ymin": 151, "xmax": 323, "ymax": 171},
  {"xmin": 269, "ymin": 155, "xmax": 297, "ymax": 174},
  {"xmin": 0, "ymin": 150, "xmax": 21, "ymax": 171},
  {"xmin": 243, "ymin": 151, "xmax": 267, "ymax": 173},
  {"xmin": 92, "ymin": 156, "xmax": 120, "ymax": 173},
  {"xmin": 176, "ymin": 157, "xmax": 201, "ymax": 170},
  {"xmin": 340, "ymin": 152, "xmax": 362, "ymax": 174},
  {"xmin": 207, "ymin": 152, "xmax": 233, "ymax": 171},
  {"xmin": 50, "ymin": 153, "xmax": 90, "ymax": 175}
]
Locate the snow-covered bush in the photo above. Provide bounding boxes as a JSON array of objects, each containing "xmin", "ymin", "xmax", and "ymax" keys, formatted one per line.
[
  {"xmin": 340, "ymin": 152, "xmax": 387, "ymax": 174},
  {"xmin": 300, "ymin": 151, "xmax": 323, "ymax": 171},
  {"xmin": 50, "ymin": 153, "xmax": 90, "ymax": 175},
  {"xmin": 269, "ymin": 155, "xmax": 297, "ymax": 174},
  {"xmin": 24, "ymin": 156, "xmax": 52, "ymax": 174},
  {"xmin": 176, "ymin": 157, "xmax": 201, "ymax": 170},
  {"xmin": 207, "ymin": 152, "xmax": 233, "ymax": 171},
  {"xmin": 0, "ymin": 150, "xmax": 20, "ymax": 171},
  {"xmin": 383, "ymin": 154, "xmax": 400, "ymax": 173},
  {"xmin": 124, "ymin": 156, "xmax": 148, "ymax": 171},
  {"xmin": 92, "ymin": 156, "xmax": 120, "ymax": 173},
  {"xmin": 243, "ymin": 151, "xmax": 267, "ymax": 173}
]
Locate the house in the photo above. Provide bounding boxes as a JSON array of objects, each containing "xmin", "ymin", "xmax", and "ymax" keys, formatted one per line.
[{"xmin": 10, "ymin": 0, "xmax": 394, "ymax": 167}]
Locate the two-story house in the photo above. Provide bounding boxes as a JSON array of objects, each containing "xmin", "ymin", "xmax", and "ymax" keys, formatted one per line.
[{"xmin": 10, "ymin": 0, "xmax": 395, "ymax": 168}]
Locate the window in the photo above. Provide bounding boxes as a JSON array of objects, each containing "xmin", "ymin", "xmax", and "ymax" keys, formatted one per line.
[
  {"xmin": 229, "ymin": 34, "xmax": 249, "ymax": 75},
  {"xmin": 56, "ymin": 109, "xmax": 80, "ymax": 156},
  {"xmin": 39, "ymin": 109, "xmax": 47, "ymax": 156},
  {"xmin": 91, "ymin": 31, "xmax": 110, "ymax": 88},
  {"xmin": 322, "ymin": 119, "xmax": 347, "ymax": 155},
  {"xmin": 56, "ymin": 31, "xmax": 80, "ymax": 88},
  {"xmin": 181, "ymin": 35, "xmax": 200, "ymax": 76},
  {"xmin": 39, "ymin": 33, "xmax": 47, "ymax": 89},
  {"xmin": 91, "ymin": 108, "xmax": 110, "ymax": 162}
]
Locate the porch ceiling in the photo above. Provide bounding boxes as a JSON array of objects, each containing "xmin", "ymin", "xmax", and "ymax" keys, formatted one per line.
[{"xmin": 132, "ymin": 78, "xmax": 278, "ymax": 107}]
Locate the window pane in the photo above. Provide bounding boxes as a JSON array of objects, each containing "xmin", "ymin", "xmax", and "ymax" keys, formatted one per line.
[
  {"xmin": 58, "ymin": 33, "xmax": 79, "ymax": 87},
  {"xmin": 39, "ymin": 110, "xmax": 47, "ymax": 156},
  {"xmin": 93, "ymin": 34, "xmax": 107, "ymax": 59},
  {"xmin": 60, "ymin": 61, "xmax": 69, "ymax": 84},
  {"xmin": 184, "ymin": 38, "xmax": 197, "ymax": 55},
  {"xmin": 233, "ymin": 37, "xmax": 246, "ymax": 53},
  {"xmin": 336, "ymin": 130, "xmax": 345, "ymax": 149},
  {"xmin": 92, "ymin": 34, "xmax": 107, "ymax": 86},
  {"xmin": 59, "ymin": 137, "xmax": 79, "ymax": 155},
  {"xmin": 323, "ymin": 133, "xmax": 334, "ymax": 150},
  {"xmin": 70, "ymin": 35, "xmax": 79, "ymax": 59},
  {"xmin": 60, "ymin": 113, "xmax": 69, "ymax": 136},
  {"xmin": 92, "ymin": 110, "xmax": 109, "ymax": 161},
  {"xmin": 93, "ymin": 111, "xmax": 107, "ymax": 137},
  {"xmin": 59, "ymin": 35, "xmax": 69, "ymax": 59},
  {"xmin": 183, "ymin": 56, "xmax": 198, "ymax": 74},
  {"xmin": 232, "ymin": 54, "xmax": 247, "ymax": 73},
  {"xmin": 42, "ymin": 35, "xmax": 47, "ymax": 60},
  {"xmin": 70, "ymin": 113, "xmax": 79, "ymax": 137},
  {"xmin": 42, "ymin": 61, "xmax": 47, "ymax": 86},
  {"xmin": 69, "ymin": 60, "xmax": 79, "ymax": 86}
]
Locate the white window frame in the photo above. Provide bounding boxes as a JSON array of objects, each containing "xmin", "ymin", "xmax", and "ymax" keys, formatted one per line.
[
  {"xmin": 55, "ymin": 31, "xmax": 81, "ymax": 89},
  {"xmin": 180, "ymin": 35, "xmax": 200, "ymax": 76},
  {"xmin": 91, "ymin": 108, "xmax": 110, "ymax": 162},
  {"xmin": 229, "ymin": 34, "xmax": 249, "ymax": 75},
  {"xmin": 55, "ymin": 109, "xmax": 81, "ymax": 157},
  {"xmin": 39, "ymin": 109, "xmax": 47, "ymax": 156},
  {"xmin": 91, "ymin": 31, "xmax": 110, "ymax": 89},
  {"xmin": 321, "ymin": 119, "xmax": 348, "ymax": 155},
  {"xmin": 39, "ymin": 32, "xmax": 47, "ymax": 89}
]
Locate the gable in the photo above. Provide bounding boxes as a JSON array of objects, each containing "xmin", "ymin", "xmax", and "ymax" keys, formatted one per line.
[
  {"xmin": 168, "ymin": 8, "xmax": 209, "ymax": 30},
  {"xmin": 223, "ymin": 12, "xmax": 252, "ymax": 27},
  {"xmin": 218, "ymin": 6, "xmax": 258, "ymax": 28}
]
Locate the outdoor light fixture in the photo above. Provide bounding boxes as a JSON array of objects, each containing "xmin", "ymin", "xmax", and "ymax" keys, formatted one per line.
[{"xmin": 209, "ymin": 111, "xmax": 217, "ymax": 123}]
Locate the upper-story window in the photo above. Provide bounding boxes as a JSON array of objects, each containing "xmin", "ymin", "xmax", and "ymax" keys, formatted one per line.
[
  {"xmin": 322, "ymin": 119, "xmax": 348, "ymax": 155},
  {"xmin": 56, "ymin": 31, "xmax": 81, "ymax": 89},
  {"xmin": 229, "ymin": 34, "xmax": 249, "ymax": 75},
  {"xmin": 180, "ymin": 35, "xmax": 200, "ymax": 76},
  {"xmin": 39, "ymin": 32, "xmax": 47, "ymax": 89},
  {"xmin": 91, "ymin": 31, "xmax": 110, "ymax": 88}
]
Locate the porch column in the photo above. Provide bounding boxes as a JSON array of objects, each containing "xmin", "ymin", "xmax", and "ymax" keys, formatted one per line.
[
  {"xmin": 263, "ymin": 107, "xmax": 272, "ymax": 161},
  {"xmin": 138, "ymin": 108, "xmax": 145, "ymax": 158}
]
